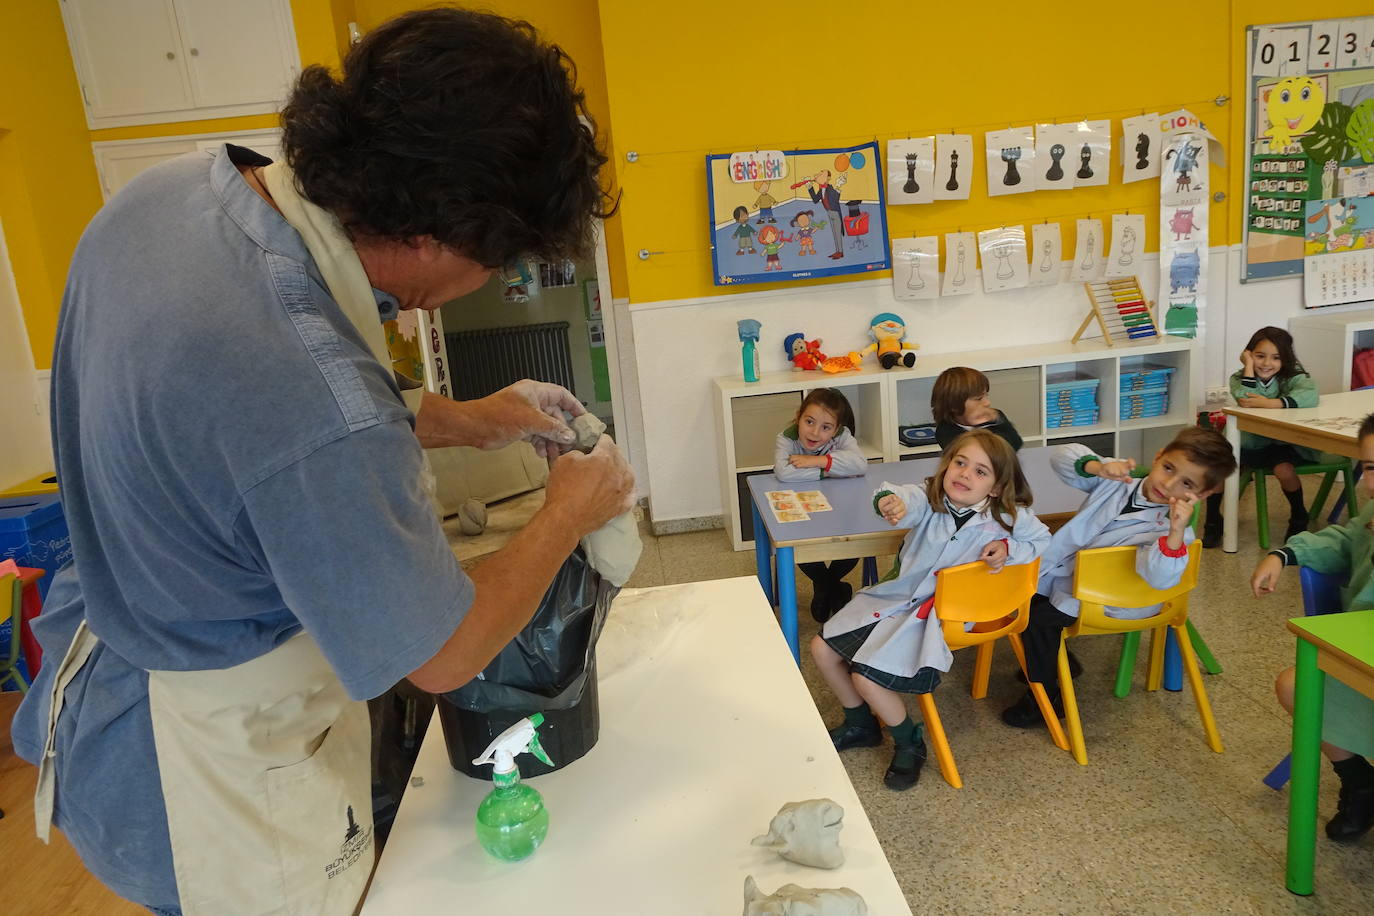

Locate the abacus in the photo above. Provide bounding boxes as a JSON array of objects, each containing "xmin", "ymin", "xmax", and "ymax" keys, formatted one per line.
[{"xmin": 1071, "ymin": 277, "xmax": 1159, "ymax": 347}]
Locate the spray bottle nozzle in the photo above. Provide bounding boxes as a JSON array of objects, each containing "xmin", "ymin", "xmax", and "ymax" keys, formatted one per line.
[{"xmin": 472, "ymin": 714, "xmax": 555, "ymax": 776}]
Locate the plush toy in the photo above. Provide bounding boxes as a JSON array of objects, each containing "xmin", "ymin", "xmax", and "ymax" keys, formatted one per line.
[
  {"xmin": 819, "ymin": 352, "xmax": 863, "ymax": 374},
  {"xmin": 858, "ymin": 312, "xmax": 918, "ymax": 369},
  {"xmin": 783, "ymin": 333, "xmax": 828, "ymax": 371}
]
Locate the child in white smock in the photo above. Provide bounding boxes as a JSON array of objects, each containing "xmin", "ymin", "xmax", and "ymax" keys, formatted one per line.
[
  {"xmin": 1000, "ymin": 427, "xmax": 1236, "ymax": 727},
  {"xmin": 773, "ymin": 387, "xmax": 869, "ymax": 621},
  {"xmin": 810, "ymin": 429, "xmax": 1050, "ymax": 790}
]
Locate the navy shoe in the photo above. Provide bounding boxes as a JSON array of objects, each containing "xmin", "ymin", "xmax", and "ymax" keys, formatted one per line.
[
  {"xmin": 883, "ymin": 738, "xmax": 927, "ymax": 790},
  {"xmin": 829, "ymin": 722, "xmax": 883, "ymax": 752}
]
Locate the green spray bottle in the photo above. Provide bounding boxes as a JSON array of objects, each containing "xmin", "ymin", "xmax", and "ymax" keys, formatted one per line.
[{"xmin": 472, "ymin": 714, "xmax": 554, "ymax": 861}]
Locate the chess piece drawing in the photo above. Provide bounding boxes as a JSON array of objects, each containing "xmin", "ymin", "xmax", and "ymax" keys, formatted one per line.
[
  {"xmin": 1000, "ymin": 147, "xmax": 1022, "ymax": 186},
  {"xmin": 952, "ymin": 243, "xmax": 966, "ymax": 285},
  {"xmin": 903, "ymin": 152, "xmax": 920, "ymax": 194},
  {"xmin": 1045, "ymin": 144, "xmax": 1065, "ymax": 182},
  {"xmin": 1039, "ymin": 238, "xmax": 1054, "ymax": 272},
  {"xmin": 1076, "ymin": 143, "xmax": 1093, "ymax": 180},
  {"xmin": 945, "ymin": 149, "xmax": 960, "ymax": 192},
  {"xmin": 1117, "ymin": 226, "xmax": 1136, "ymax": 266},
  {"xmin": 906, "ymin": 252, "xmax": 925, "ymax": 290},
  {"xmin": 994, "ymin": 244, "xmax": 1015, "ymax": 280},
  {"xmin": 1080, "ymin": 233, "xmax": 1095, "ymax": 271},
  {"xmin": 1134, "ymin": 132, "xmax": 1150, "ymax": 170}
]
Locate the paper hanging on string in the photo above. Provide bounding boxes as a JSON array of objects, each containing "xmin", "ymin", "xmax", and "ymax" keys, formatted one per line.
[
  {"xmin": 892, "ymin": 236, "xmax": 941, "ymax": 300},
  {"xmin": 1034, "ymin": 123, "xmax": 1079, "ymax": 191},
  {"xmin": 1029, "ymin": 223, "xmax": 1063, "ymax": 286},
  {"xmin": 1158, "ymin": 109, "xmax": 1212, "ymax": 340},
  {"xmin": 984, "ymin": 127, "xmax": 1036, "ymax": 197},
  {"xmin": 1120, "ymin": 113, "xmax": 1162, "ymax": 183},
  {"xmin": 1106, "ymin": 213, "xmax": 1146, "ymax": 278},
  {"xmin": 977, "ymin": 226, "xmax": 1029, "ymax": 292},
  {"xmin": 886, "ymin": 138, "xmax": 936, "ymax": 205},
  {"xmin": 1069, "ymin": 218, "xmax": 1105, "ymax": 282},
  {"xmin": 942, "ymin": 231, "xmax": 977, "ymax": 295},
  {"xmin": 933, "ymin": 135, "xmax": 974, "ymax": 201}
]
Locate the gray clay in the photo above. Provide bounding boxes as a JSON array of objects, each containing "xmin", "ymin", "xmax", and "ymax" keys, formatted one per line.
[
  {"xmin": 567, "ymin": 412, "xmax": 642, "ymax": 586},
  {"xmin": 570, "ymin": 412, "xmax": 607, "ymax": 451},
  {"xmin": 751, "ymin": 798, "xmax": 845, "ymax": 869},
  {"xmin": 742, "ymin": 876, "xmax": 867, "ymax": 916},
  {"xmin": 457, "ymin": 497, "xmax": 487, "ymax": 536}
]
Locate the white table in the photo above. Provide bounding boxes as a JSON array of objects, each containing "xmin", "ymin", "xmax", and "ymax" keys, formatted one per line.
[
  {"xmin": 1221, "ymin": 389, "xmax": 1374, "ymax": 552},
  {"xmin": 361, "ymin": 578, "xmax": 913, "ymax": 915}
]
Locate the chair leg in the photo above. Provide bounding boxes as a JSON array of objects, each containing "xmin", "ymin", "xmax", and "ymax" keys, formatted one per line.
[
  {"xmin": 1254, "ymin": 470, "xmax": 1271, "ymax": 551},
  {"xmin": 1186, "ymin": 619, "xmax": 1222, "ymax": 675},
  {"xmin": 971, "ymin": 641, "xmax": 993, "ymax": 700},
  {"xmin": 915, "ymin": 693, "xmax": 961, "ymax": 789},
  {"xmin": 1057, "ymin": 639, "xmax": 1088, "ymax": 765},
  {"xmin": 861, "ymin": 556, "xmax": 878, "ymax": 587},
  {"xmin": 1146, "ymin": 627, "xmax": 1167, "ymax": 692},
  {"xmin": 1308, "ymin": 470, "xmax": 1337, "ymax": 522},
  {"xmin": 1008, "ymin": 633, "xmax": 1069, "ymax": 751},
  {"xmin": 1114, "ymin": 631, "xmax": 1141, "ymax": 698},
  {"xmin": 1173, "ymin": 621, "xmax": 1224, "ymax": 753}
]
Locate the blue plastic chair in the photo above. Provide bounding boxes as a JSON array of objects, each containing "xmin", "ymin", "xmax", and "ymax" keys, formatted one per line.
[{"xmin": 1262, "ymin": 566, "xmax": 1345, "ymax": 790}]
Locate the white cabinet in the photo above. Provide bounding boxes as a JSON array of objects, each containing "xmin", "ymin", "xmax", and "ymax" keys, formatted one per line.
[
  {"xmin": 1289, "ymin": 307, "xmax": 1374, "ymax": 394},
  {"xmin": 714, "ymin": 335, "xmax": 1197, "ymax": 550},
  {"xmin": 60, "ymin": 0, "xmax": 299, "ymax": 129},
  {"xmin": 92, "ymin": 129, "xmax": 283, "ymax": 200}
]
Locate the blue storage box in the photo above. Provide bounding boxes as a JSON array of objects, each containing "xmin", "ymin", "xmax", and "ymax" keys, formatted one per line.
[
  {"xmin": 0, "ymin": 494, "xmax": 71, "ymax": 601},
  {"xmin": 1120, "ymin": 366, "xmax": 1176, "ymax": 391},
  {"xmin": 1046, "ymin": 407, "xmax": 1100, "ymax": 429}
]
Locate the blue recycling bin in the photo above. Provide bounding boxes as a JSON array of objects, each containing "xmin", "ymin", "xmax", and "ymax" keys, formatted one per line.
[{"xmin": 0, "ymin": 494, "xmax": 71, "ymax": 601}]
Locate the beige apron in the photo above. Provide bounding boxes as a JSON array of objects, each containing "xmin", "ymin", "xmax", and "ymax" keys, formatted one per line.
[{"xmin": 33, "ymin": 154, "xmax": 417, "ymax": 914}]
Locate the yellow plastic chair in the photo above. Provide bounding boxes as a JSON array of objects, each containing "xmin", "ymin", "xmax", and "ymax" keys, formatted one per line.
[
  {"xmin": 918, "ymin": 558, "xmax": 1067, "ymax": 788},
  {"xmin": 1058, "ymin": 542, "xmax": 1220, "ymax": 766},
  {"xmin": 1, "ymin": 573, "xmax": 29, "ymax": 694}
]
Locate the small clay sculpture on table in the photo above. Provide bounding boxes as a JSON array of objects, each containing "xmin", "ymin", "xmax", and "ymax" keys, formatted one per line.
[
  {"xmin": 751, "ymin": 798, "xmax": 845, "ymax": 869},
  {"xmin": 742, "ymin": 876, "xmax": 867, "ymax": 916},
  {"xmin": 568, "ymin": 412, "xmax": 642, "ymax": 586}
]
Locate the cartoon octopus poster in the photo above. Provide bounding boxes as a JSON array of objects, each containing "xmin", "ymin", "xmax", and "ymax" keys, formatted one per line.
[{"xmin": 706, "ymin": 141, "xmax": 890, "ymax": 286}]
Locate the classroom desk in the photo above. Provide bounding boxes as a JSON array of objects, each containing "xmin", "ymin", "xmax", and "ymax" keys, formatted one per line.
[
  {"xmin": 361, "ymin": 577, "xmax": 913, "ymax": 915},
  {"xmin": 1222, "ymin": 389, "xmax": 1374, "ymax": 553},
  {"xmin": 1285, "ymin": 609, "xmax": 1374, "ymax": 896},
  {"xmin": 748, "ymin": 446, "xmax": 1089, "ymax": 663}
]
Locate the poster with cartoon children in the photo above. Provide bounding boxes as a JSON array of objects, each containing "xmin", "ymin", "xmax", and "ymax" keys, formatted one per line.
[{"xmin": 706, "ymin": 142, "xmax": 890, "ymax": 286}]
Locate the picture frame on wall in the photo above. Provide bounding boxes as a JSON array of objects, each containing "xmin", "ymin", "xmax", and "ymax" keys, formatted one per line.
[{"xmin": 583, "ymin": 278, "xmax": 602, "ymax": 319}]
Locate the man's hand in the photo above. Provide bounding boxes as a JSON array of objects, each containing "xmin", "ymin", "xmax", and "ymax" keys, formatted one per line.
[
  {"xmin": 980, "ymin": 539, "xmax": 1009, "ymax": 572},
  {"xmin": 1088, "ymin": 458, "xmax": 1136, "ymax": 482},
  {"xmin": 1251, "ymin": 554, "xmax": 1284, "ymax": 598},
  {"xmin": 414, "ymin": 380, "xmax": 582, "ymax": 456},
  {"xmin": 877, "ymin": 493, "xmax": 906, "ymax": 525},
  {"xmin": 788, "ymin": 454, "xmax": 827, "ymax": 469},
  {"xmin": 542, "ymin": 435, "xmax": 635, "ymax": 538}
]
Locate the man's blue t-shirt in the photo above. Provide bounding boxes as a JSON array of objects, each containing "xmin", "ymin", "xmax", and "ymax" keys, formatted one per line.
[{"xmin": 12, "ymin": 145, "xmax": 472, "ymax": 907}]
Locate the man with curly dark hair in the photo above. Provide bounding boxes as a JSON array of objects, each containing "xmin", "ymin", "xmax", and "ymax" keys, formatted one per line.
[{"xmin": 13, "ymin": 9, "xmax": 631, "ymax": 914}]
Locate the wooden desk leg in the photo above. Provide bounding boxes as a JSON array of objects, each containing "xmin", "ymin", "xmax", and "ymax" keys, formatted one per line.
[
  {"xmin": 752, "ymin": 501, "xmax": 775, "ymax": 606},
  {"xmin": 1287, "ymin": 638, "xmax": 1324, "ymax": 896},
  {"xmin": 1224, "ymin": 415, "xmax": 1240, "ymax": 554},
  {"xmin": 775, "ymin": 546, "xmax": 800, "ymax": 665}
]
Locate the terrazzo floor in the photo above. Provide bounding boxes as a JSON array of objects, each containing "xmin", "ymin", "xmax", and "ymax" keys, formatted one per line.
[{"xmin": 453, "ymin": 481, "xmax": 1374, "ymax": 914}]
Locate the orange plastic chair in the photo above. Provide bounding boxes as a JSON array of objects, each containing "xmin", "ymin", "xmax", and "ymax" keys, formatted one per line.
[
  {"xmin": 1058, "ymin": 541, "xmax": 1220, "ymax": 766},
  {"xmin": 918, "ymin": 558, "xmax": 1067, "ymax": 788}
]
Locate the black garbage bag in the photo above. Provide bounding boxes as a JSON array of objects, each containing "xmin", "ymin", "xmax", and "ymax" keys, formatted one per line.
[{"xmin": 437, "ymin": 546, "xmax": 617, "ymax": 779}]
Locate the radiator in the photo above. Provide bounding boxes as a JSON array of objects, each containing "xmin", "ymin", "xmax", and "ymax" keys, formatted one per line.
[{"xmin": 445, "ymin": 321, "xmax": 575, "ymax": 401}]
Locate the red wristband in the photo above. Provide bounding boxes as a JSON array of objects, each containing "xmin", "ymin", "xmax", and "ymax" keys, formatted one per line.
[
  {"xmin": 1157, "ymin": 535, "xmax": 1188, "ymax": 558},
  {"xmin": 824, "ymin": 454, "xmax": 833, "ymax": 474}
]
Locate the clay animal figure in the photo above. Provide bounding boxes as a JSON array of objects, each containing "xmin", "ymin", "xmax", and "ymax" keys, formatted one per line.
[
  {"xmin": 743, "ymin": 877, "xmax": 867, "ymax": 916},
  {"xmin": 1168, "ymin": 208, "xmax": 1197, "ymax": 241},
  {"xmin": 751, "ymin": 799, "xmax": 845, "ymax": 869},
  {"xmin": 1169, "ymin": 250, "xmax": 1201, "ymax": 294}
]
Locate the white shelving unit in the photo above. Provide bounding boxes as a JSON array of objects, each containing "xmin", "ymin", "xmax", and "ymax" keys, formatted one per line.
[
  {"xmin": 1289, "ymin": 307, "xmax": 1374, "ymax": 394},
  {"xmin": 713, "ymin": 335, "xmax": 1197, "ymax": 550}
]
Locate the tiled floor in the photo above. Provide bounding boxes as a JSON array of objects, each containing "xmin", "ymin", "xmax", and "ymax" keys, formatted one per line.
[{"xmin": 462, "ymin": 483, "xmax": 1374, "ymax": 913}]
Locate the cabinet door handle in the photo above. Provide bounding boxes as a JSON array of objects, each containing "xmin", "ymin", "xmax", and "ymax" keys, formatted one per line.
[
  {"xmin": 166, "ymin": 51, "xmax": 175, "ymax": 60},
  {"xmin": 190, "ymin": 48, "xmax": 199, "ymax": 56}
]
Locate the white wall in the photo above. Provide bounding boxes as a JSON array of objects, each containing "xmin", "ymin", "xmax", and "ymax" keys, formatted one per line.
[
  {"xmin": 0, "ymin": 220, "xmax": 53, "ymax": 490},
  {"xmin": 628, "ymin": 244, "xmax": 1333, "ymax": 525}
]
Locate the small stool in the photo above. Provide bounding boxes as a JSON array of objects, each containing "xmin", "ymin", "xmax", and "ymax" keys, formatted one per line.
[{"xmin": 1240, "ymin": 460, "xmax": 1357, "ymax": 551}]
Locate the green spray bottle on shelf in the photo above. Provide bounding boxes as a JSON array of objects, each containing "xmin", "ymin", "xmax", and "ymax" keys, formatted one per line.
[
  {"xmin": 472, "ymin": 714, "xmax": 554, "ymax": 861},
  {"xmin": 738, "ymin": 318, "xmax": 762, "ymax": 383}
]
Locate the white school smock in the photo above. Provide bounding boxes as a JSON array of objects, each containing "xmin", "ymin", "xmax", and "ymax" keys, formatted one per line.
[
  {"xmin": 821, "ymin": 482, "xmax": 1051, "ymax": 677},
  {"xmin": 1038, "ymin": 443, "xmax": 1194, "ymax": 620},
  {"xmin": 773, "ymin": 425, "xmax": 869, "ymax": 482}
]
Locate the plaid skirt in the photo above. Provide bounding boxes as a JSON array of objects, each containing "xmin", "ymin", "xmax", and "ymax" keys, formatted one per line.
[{"xmin": 823, "ymin": 622, "xmax": 942, "ymax": 695}]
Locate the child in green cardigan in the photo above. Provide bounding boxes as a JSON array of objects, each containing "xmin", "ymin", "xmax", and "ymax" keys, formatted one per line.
[{"xmin": 1251, "ymin": 411, "xmax": 1374, "ymax": 842}]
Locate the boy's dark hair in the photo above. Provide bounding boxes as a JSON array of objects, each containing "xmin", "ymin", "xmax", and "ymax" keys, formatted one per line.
[
  {"xmin": 931, "ymin": 367, "xmax": 990, "ymax": 424},
  {"xmin": 281, "ymin": 8, "xmax": 615, "ymax": 268},
  {"xmin": 1160, "ymin": 427, "xmax": 1237, "ymax": 490},
  {"xmin": 1359, "ymin": 412, "xmax": 1374, "ymax": 441},
  {"xmin": 923, "ymin": 429, "xmax": 1031, "ymax": 533},
  {"xmin": 1245, "ymin": 326, "xmax": 1306, "ymax": 381},
  {"xmin": 795, "ymin": 388, "xmax": 856, "ymax": 436}
]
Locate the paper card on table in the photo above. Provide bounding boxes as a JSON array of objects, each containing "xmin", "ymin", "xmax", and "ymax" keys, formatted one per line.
[
  {"xmin": 977, "ymin": 225, "xmax": 1028, "ymax": 292},
  {"xmin": 984, "ymin": 127, "xmax": 1036, "ymax": 197},
  {"xmin": 1069, "ymin": 120, "xmax": 1111, "ymax": 188},
  {"xmin": 1120, "ymin": 114, "xmax": 1161, "ymax": 183},
  {"xmin": 892, "ymin": 236, "xmax": 941, "ymax": 300},
  {"xmin": 1106, "ymin": 214, "xmax": 1146, "ymax": 278},
  {"xmin": 767, "ymin": 489, "xmax": 797, "ymax": 504},
  {"xmin": 1034, "ymin": 123, "xmax": 1078, "ymax": 191},
  {"xmin": 1068, "ymin": 218, "xmax": 1104, "ymax": 282},
  {"xmin": 796, "ymin": 490, "xmax": 833, "ymax": 512},
  {"xmin": 773, "ymin": 507, "xmax": 811, "ymax": 523},
  {"xmin": 942, "ymin": 231, "xmax": 977, "ymax": 295},
  {"xmin": 1029, "ymin": 222, "xmax": 1063, "ymax": 286},
  {"xmin": 932, "ymin": 134, "xmax": 973, "ymax": 201},
  {"xmin": 886, "ymin": 137, "xmax": 936, "ymax": 205}
]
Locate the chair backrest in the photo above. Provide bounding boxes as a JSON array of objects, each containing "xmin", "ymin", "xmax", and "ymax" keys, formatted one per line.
[
  {"xmin": 933, "ymin": 558, "xmax": 1040, "ymax": 646},
  {"xmin": 1298, "ymin": 566, "xmax": 1346, "ymax": 617},
  {"xmin": 1, "ymin": 574, "xmax": 20, "ymax": 670},
  {"xmin": 1072, "ymin": 541, "xmax": 1202, "ymax": 628}
]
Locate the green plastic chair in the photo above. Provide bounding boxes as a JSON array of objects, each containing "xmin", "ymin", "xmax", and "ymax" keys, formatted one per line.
[
  {"xmin": 1239, "ymin": 459, "xmax": 1358, "ymax": 551},
  {"xmin": 1, "ymin": 573, "xmax": 28, "ymax": 694}
]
